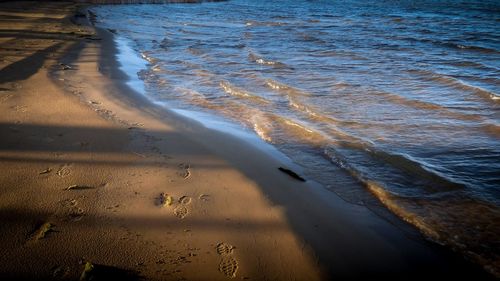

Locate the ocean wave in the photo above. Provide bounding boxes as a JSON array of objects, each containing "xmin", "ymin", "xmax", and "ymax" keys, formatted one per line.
[
  {"xmin": 177, "ymin": 87, "xmax": 277, "ymax": 143},
  {"xmin": 264, "ymin": 79, "xmax": 310, "ymax": 96},
  {"xmin": 284, "ymin": 94, "xmax": 379, "ymax": 134},
  {"xmin": 140, "ymin": 51, "xmax": 158, "ymax": 64},
  {"xmin": 373, "ymin": 90, "xmax": 485, "ymax": 121},
  {"xmin": 219, "ymin": 80, "xmax": 270, "ymax": 105},
  {"xmin": 371, "ymin": 150, "xmax": 467, "ymax": 191},
  {"xmin": 447, "ymin": 42, "xmax": 499, "ymax": 54},
  {"xmin": 365, "ymin": 181, "xmax": 442, "ymax": 240},
  {"xmin": 445, "ymin": 60, "xmax": 499, "ymax": 72},
  {"xmin": 399, "ymin": 36, "xmax": 499, "ymax": 54},
  {"xmin": 297, "ymin": 32, "xmax": 327, "ymax": 44},
  {"xmin": 409, "ymin": 69, "xmax": 500, "ymax": 103},
  {"xmin": 371, "ymin": 182, "xmax": 500, "ymax": 277},
  {"xmin": 263, "ymin": 80, "xmax": 392, "ymax": 133},
  {"xmin": 263, "ymin": 115, "xmax": 328, "ymax": 146},
  {"xmin": 323, "ymin": 141, "xmax": 469, "ymax": 201},
  {"xmin": 248, "ymin": 53, "xmax": 289, "ymax": 68},
  {"xmin": 325, "ymin": 146, "xmax": 500, "ymax": 277},
  {"xmin": 287, "ymin": 95, "xmax": 330, "ymax": 120},
  {"xmin": 186, "ymin": 46, "xmax": 205, "ymax": 56},
  {"xmin": 481, "ymin": 123, "xmax": 500, "ymax": 137},
  {"xmin": 309, "ymin": 50, "xmax": 369, "ymax": 60},
  {"xmin": 245, "ymin": 20, "xmax": 287, "ymax": 27},
  {"xmin": 251, "ymin": 114, "xmax": 274, "ymax": 142}
]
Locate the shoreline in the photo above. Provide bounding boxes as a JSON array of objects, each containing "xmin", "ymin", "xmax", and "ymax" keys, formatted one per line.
[
  {"xmin": 0, "ymin": 1, "xmax": 495, "ymax": 280},
  {"xmin": 112, "ymin": 34, "xmax": 300, "ymax": 167}
]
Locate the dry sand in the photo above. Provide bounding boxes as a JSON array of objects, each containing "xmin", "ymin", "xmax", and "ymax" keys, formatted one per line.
[{"xmin": 0, "ymin": 1, "xmax": 494, "ymax": 280}]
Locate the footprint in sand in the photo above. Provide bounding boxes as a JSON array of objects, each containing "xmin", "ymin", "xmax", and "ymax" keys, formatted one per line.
[
  {"xmin": 69, "ymin": 207, "xmax": 85, "ymax": 221},
  {"xmin": 60, "ymin": 197, "xmax": 85, "ymax": 221},
  {"xmin": 216, "ymin": 242, "xmax": 238, "ymax": 278},
  {"xmin": 216, "ymin": 242, "xmax": 234, "ymax": 255},
  {"xmin": 52, "ymin": 266, "xmax": 70, "ymax": 279},
  {"xmin": 28, "ymin": 222, "xmax": 53, "ymax": 241},
  {"xmin": 0, "ymin": 93, "xmax": 12, "ymax": 103},
  {"xmin": 219, "ymin": 257, "xmax": 238, "ymax": 278},
  {"xmin": 12, "ymin": 105, "xmax": 28, "ymax": 112},
  {"xmin": 57, "ymin": 164, "xmax": 72, "ymax": 178},
  {"xmin": 177, "ymin": 163, "xmax": 191, "ymax": 179},
  {"xmin": 173, "ymin": 205, "xmax": 188, "ymax": 219},
  {"xmin": 199, "ymin": 194, "xmax": 210, "ymax": 202},
  {"xmin": 179, "ymin": 196, "xmax": 191, "ymax": 205}
]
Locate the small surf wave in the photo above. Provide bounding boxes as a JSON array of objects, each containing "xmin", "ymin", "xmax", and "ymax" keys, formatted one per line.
[
  {"xmin": 140, "ymin": 51, "xmax": 158, "ymax": 64},
  {"xmin": 444, "ymin": 60, "xmax": 498, "ymax": 72},
  {"xmin": 402, "ymin": 36, "xmax": 500, "ymax": 54},
  {"xmin": 264, "ymin": 79, "xmax": 310, "ymax": 97},
  {"xmin": 369, "ymin": 182, "xmax": 500, "ymax": 277},
  {"xmin": 285, "ymin": 94, "xmax": 377, "ymax": 132},
  {"xmin": 447, "ymin": 42, "xmax": 499, "ymax": 54},
  {"xmin": 369, "ymin": 150, "xmax": 467, "ymax": 191},
  {"xmin": 373, "ymin": 90, "xmax": 485, "ymax": 121},
  {"xmin": 322, "ymin": 145, "xmax": 496, "ymax": 239},
  {"xmin": 324, "ymin": 141, "xmax": 469, "ymax": 197},
  {"xmin": 265, "ymin": 115, "xmax": 328, "ymax": 146},
  {"xmin": 409, "ymin": 69, "xmax": 500, "ymax": 103},
  {"xmin": 219, "ymin": 80, "xmax": 270, "ymax": 105},
  {"xmin": 481, "ymin": 123, "xmax": 500, "ymax": 137},
  {"xmin": 245, "ymin": 20, "xmax": 287, "ymax": 27},
  {"xmin": 287, "ymin": 94, "xmax": 332, "ymax": 121},
  {"xmin": 248, "ymin": 52, "xmax": 289, "ymax": 68},
  {"xmin": 325, "ymin": 144, "xmax": 500, "ymax": 277},
  {"xmin": 298, "ymin": 32, "xmax": 327, "ymax": 44},
  {"xmin": 251, "ymin": 114, "xmax": 274, "ymax": 142},
  {"xmin": 309, "ymin": 50, "xmax": 369, "ymax": 60},
  {"xmin": 364, "ymin": 181, "xmax": 441, "ymax": 240}
]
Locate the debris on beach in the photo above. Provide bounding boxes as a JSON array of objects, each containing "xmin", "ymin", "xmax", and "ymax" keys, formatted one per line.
[
  {"xmin": 30, "ymin": 222, "xmax": 53, "ymax": 241},
  {"xmin": 80, "ymin": 262, "xmax": 94, "ymax": 281},
  {"xmin": 159, "ymin": 192, "xmax": 173, "ymax": 207},
  {"xmin": 79, "ymin": 261, "xmax": 140, "ymax": 281},
  {"xmin": 178, "ymin": 163, "xmax": 191, "ymax": 179},
  {"xmin": 39, "ymin": 168, "xmax": 52, "ymax": 175},
  {"xmin": 59, "ymin": 63, "xmax": 71, "ymax": 70},
  {"xmin": 65, "ymin": 185, "xmax": 94, "ymax": 191},
  {"xmin": 278, "ymin": 167, "xmax": 306, "ymax": 182}
]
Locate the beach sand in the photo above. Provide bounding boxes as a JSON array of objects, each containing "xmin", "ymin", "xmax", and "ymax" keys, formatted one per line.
[{"xmin": 0, "ymin": 2, "xmax": 494, "ymax": 280}]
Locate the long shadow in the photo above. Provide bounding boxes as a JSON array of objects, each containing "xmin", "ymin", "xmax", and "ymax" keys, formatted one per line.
[
  {"xmin": 0, "ymin": 122, "xmax": 231, "ymax": 168},
  {"xmin": 0, "ymin": 207, "xmax": 288, "ymax": 232},
  {"xmin": 0, "ymin": 2, "xmax": 85, "ymax": 82},
  {"xmin": 0, "ymin": 43, "xmax": 63, "ymax": 84},
  {"xmin": 0, "ymin": 29, "xmax": 84, "ymax": 40},
  {"xmin": 0, "ymin": 206, "xmax": 283, "ymax": 281},
  {"xmin": 0, "ymin": 123, "xmax": 185, "ymax": 153},
  {"xmin": 80, "ymin": 264, "xmax": 142, "ymax": 281}
]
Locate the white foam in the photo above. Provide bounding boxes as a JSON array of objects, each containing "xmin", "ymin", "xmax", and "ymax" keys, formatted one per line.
[{"xmin": 115, "ymin": 37, "xmax": 147, "ymax": 95}]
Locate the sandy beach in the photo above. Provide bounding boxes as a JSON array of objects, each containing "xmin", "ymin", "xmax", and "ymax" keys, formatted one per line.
[{"xmin": 0, "ymin": 1, "xmax": 495, "ymax": 280}]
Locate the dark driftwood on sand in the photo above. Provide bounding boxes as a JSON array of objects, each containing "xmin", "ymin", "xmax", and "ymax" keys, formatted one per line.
[{"xmin": 278, "ymin": 167, "xmax": 306, "ymax": 182}]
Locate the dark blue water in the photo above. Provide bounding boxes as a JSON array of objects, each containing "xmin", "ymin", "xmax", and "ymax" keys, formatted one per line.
[{"xmin": 93, "ymin": 0, "xmax": 500, "ymax": 275}]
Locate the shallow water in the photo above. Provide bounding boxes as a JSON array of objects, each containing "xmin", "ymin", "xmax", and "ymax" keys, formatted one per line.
[{"xmin": 93, "ymin": 0, "xmax": 500, "ymax": 274}]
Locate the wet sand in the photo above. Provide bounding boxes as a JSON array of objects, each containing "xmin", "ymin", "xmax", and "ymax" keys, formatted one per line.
[{"xmin": 0, "ymin": 2, "xmax": 494, "ymax": 280}]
